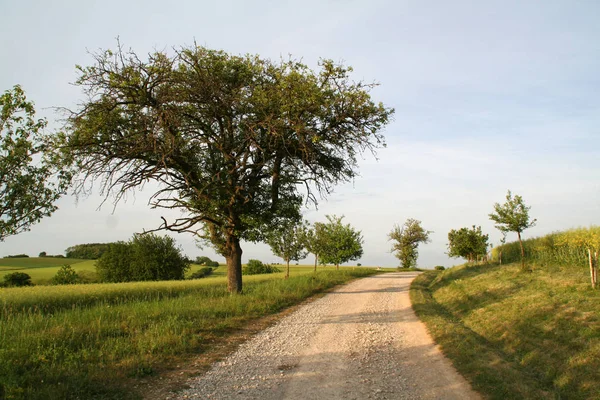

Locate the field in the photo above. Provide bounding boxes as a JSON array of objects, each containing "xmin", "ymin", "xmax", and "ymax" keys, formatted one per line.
[
  {"xmin": 411, "ymin": 262, "xmax": 600, "ymax": 399},
  {"xmin": 0, "ymin": 263, "xmax": 380, "ymax": 399}
]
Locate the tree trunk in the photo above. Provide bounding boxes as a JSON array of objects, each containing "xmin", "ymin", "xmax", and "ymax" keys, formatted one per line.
[
  {"xmin": 286, "ymin": 258, "xmax": 290, "ymax": 279},
  {"xmin": 336, "ymin": 263, "xmax": 339, "ymax": 270},
  {"xmin": 499, "ymin": 250, "xmax": 503, "ymax": 265},
  {"xmin": 517, "ymin": 231, "xmax": 525, "ymax": 270},
  {"xmin": 314, "ymin": 254, "xmax": 318, "ymax": 272},
  {"xmin": 225, "ymin": 234, "xmax": 243, "ymax": 293}
]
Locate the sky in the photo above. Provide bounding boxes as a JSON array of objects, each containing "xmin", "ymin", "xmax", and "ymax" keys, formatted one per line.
[{"xmin": 1, "ymin": 0, "xmax": 599, "ymax": 268}]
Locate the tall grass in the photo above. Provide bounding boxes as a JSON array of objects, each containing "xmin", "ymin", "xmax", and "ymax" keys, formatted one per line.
[
  {"xmin": 492, "ymin": 226, "xmax": 600, "ymax": 269},
  {"xmin": 0, "ymin": 267, "xmax": 377, "ymax": 399}
]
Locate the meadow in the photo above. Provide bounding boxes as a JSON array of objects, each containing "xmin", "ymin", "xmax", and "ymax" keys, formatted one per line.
[
  {"xmin": 0, "ymin": 263, "xmax": 379, "ymax": 399},
  {"xmin": 411, "ymin": 261, "xmax": 600, "ymax": 399}
]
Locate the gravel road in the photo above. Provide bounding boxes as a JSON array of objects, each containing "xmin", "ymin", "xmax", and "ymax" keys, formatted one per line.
[{"xmin": 173, "ymin": 272, "xmax": 480, "ymax": 400}]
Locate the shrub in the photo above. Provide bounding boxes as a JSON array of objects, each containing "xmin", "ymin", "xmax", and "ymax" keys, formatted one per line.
[
  {"xmin": 195, "ymin": 256, "xmax": 212, "ymax": 265},
  {"xmin": 242, "ymin": 259, "xmax": 280, "ymax": 275},
  {"xmin": 434, "ymin": 265, "xmax": 445, "ymax": 271},
  {"xmin": 2, "ymin": 272, "xmax": 33, "ymax": 287},
  {"xmin": 189, "ymin": 267, "xmax": 213, "ymax": 279},
  {"xmin": 96, "ymin": 234, "xmax": 190, "ymax": 282},
  {"xmin": 51, "ymin": 265, "xmax": 80, "ymax": 285},
  {"xmin": 195, "ymin": 256, "xmax": 220, "ymax": 267},
  {"xmin": 357, "ymin": 263, "xmax": 362, "ymax": 266}
]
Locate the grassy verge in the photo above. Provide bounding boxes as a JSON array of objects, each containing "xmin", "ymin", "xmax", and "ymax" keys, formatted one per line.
[
  {"xmin": 410, "ymin": 262, "xmax": 600, "ymax": 399},
  {"xmin": 0, "ymin": 267, "xmax": 378, "ymax": 399}
]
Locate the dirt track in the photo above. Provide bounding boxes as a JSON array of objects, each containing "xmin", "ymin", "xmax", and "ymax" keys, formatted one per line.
[{"xmin": 174, "ymin": 272, "xmax": 480, "ymax": 399}]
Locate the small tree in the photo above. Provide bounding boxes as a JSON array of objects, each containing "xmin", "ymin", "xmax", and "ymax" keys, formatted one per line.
[
  {"xmin": 447, "ymin": 225, "xmax": 489, "ymax": 265},
  {"xmin": 38, "ymin": 251, "xmax": 47, "ymax": 257},
  {"xmin": 267, "ymin": 220, "xmax": 308, "ymax": 278},
  {"xmin": 489, "ymin": 190, "xmax": 536, "ymax": 270},
  {"xmin": 51, "ymin": 264, "xmax": 80, "ymax": 285},
  {"xmin": 302, "ymin": 221, "xmax": 328, "ymax": 272},
  {"xmin": 0, "ymin": 86, "xmax": 70, "ymax": 241},
  {"xmin": 389, "ymin": 219, "xmax": 431, "ymax": 269},
  {"xmin": 318, "ymin": 215, "xmax": 363, "ymax": 270}
]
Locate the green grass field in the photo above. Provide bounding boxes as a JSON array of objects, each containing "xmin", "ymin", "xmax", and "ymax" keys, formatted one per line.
[
  {"xmin": 411, "ymin": 262, "xmax": 600, "ymax": 399},
  {"xmin": 0, "ymin": 265, "xmax": 379, "ymax": 399}
]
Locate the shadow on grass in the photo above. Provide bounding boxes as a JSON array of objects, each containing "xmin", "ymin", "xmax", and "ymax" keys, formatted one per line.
[{"xmin": 412, "ymin": 269, "xmax": 600, "ymax": 400}]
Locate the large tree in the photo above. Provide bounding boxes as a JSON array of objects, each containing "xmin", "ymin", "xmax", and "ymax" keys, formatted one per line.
[
  {"xmin": 0, "ymin": 86, "xmax": 69, "ymax": 240},
  {"xmin": 318, "ymin": 215, "xmax": 364, "ymax": 269},
  {"xmin": 267, "ymin": 219, "xmax": 308, "ymax": 279},
  {"xmin": 447, "ymin": 225, "xmax": 489, "ymax": 264},
  {"xmin": 389, "ymin": 218, "xmax": 431, "ymax": 269},
  {"xmin": 489, "ymin": 190, "xmax": 536, "ymax": 270},
  {"xmin": 63, "ymin": 44, "xmax": 393, "ymax": 292}
]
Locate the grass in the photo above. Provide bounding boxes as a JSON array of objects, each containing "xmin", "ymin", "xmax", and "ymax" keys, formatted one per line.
[
  {"xmin": 0, "ymin": 266, "xmax": 379, "ymax": 399},
  {"xmin": 411, "ymin": 262, "xmax": 600, "ymax": 399}
]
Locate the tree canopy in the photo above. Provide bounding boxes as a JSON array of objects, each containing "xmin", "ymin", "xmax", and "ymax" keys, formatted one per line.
[
  {"xmin": 447, "ymin": 225, "xmax": 489, "ymax": 264},
  {"xmin": 266, "ymin": 219, "xmax": 308, "ymax": 278},
  {"xmin": 389, "ymin": 218, "xmax": 431, "ymax": 269},
  {"xmin": 318, "ymin": 215, "xmax": 364, "ymax": 269},
  {"xmin": 64, "ymin": 44, "xmax": 392, "ymax": 292},
  {"xmin": 0, "ymin": 86, "xmax": 69, "ymax": 240}
]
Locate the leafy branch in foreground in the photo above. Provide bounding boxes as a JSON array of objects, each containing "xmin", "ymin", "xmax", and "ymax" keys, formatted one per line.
[{"xmin": 0, "ymin": 85, "xmax": 70, "ymax": 240}]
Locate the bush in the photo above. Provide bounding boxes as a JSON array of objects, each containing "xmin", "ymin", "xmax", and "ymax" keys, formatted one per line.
[
  {"xmin": 242, "ymin": 259, "xmax": 280, "ymax": 275},
  {"xmin": 51, "ymin": 265, "xmax": 80, "ymax": 285},
  {"xmin": 189, "ymin": 267, "xmax": 213, "ymax": 279},
  {"xmin": 434, "ymin": 265, "xmax": 446, "ymax": 271},
  {"xmin": 96, "ymin": 234, "xmax": 190, "ymax": 282},
  {"xmin": 195, "ymin": 256, "xmax": 220, "ymax": 267},
  {"xmin": 2, "ymin": 272, "xmax": 33, "ymax": 287},
  {"xmin": 96, "ymin": 242, "xmax": 133, "ymax": 282}
]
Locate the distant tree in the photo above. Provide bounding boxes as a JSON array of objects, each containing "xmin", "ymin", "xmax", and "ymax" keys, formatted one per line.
[
  {"xmin": 498, "ymin": 231, "xmax": 507, "ymax": 265},
  {"xmin": 38, "ymin": 251, "xmax": 47, "ymax": 257},
  {"xmin": 195, "ymin": 256, "xmax": 213, "ymax": 266},
  {"xmin": 303, "ymin": 221, "xmax": 328, "ymax": 272},
  {"xmin": 489, "ymin": 190, "xmax": 536, "ymax": 269},
  {"xmin": 95, "ymin": 242, "xmax": 133, "ymax": 282},
  {"xmin": 447, "ymin": 225, "xmax": 489, "ymax": 264},
  {"xmin": 51, "ymin": 264, "xmax": 80, "ymax": 285},
  {"xmin": 318, "ymin": 215, "xmax": 364, "ymax": 270},
  {"xmin": 63, "ymin": 44, "xmax": 393, "ymax": 293},
  {"xmin": 129, "ymin": 234, "xmax": 190, "ymax": 281},
  {"xmin": 2, "ymin": 272, "xmax": 33, "ymax": 287},
  {"xmin": 65, "ymin": 243, "xmax": 112, "ymax": 259},
  {"xmin": 389, "ymin": 219, "xmax": 431, "ymax": 269},
  {"xmin": 0, "ymin": 86, "xmax": 70, "ymax": 241},
  {"xmin": 267, "ymin": 220, "xmax": 308, "ymax": 278}
]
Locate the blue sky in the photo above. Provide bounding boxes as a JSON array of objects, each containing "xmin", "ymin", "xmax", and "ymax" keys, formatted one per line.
[{"xmin": 1, "ymin": 0, "xmax": 599, "ymax": 267}]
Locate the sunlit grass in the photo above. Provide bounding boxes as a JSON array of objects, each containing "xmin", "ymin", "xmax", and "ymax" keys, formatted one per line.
[
  {"xmin": 411, "ymin": 262, "xmax": 600, "ymax": 399},
  {"xmin": 0, "ymin": 266, "xmax": 378, "ymax": 399}
]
